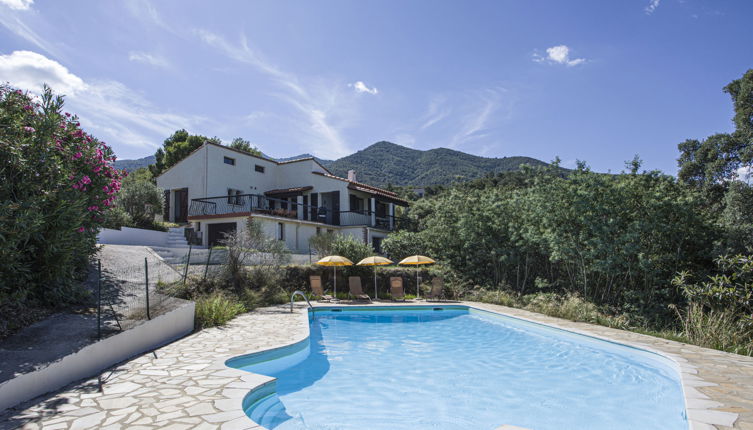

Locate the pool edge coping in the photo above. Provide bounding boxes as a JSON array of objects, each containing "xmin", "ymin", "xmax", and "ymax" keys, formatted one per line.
[{"xmin": 214, "ymin": 302, "xmax": 737, "ymax": 430}]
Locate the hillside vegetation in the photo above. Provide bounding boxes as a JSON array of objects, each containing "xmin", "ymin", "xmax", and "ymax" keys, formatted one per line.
[{"xmin": 328, "ymin": 141, "xmax": 549, "ymax": 186}]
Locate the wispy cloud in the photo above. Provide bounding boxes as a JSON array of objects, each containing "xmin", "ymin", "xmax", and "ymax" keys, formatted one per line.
[
  {"xmin": 128, "ymin": 51, "xmax": 170, "ymax": 68},
  {"xmin": 419, "ymin": 96, "xmax": 451, "ymax": 131},
  {"xmin": 124, "ymin": 0, "xmax": 174, "ymax": 32},
  {"xmin": 645, "ymin": 0, "xmax": 661, "ymax": 15},
  {"xmin": 533, "ymin": 45, "xmax": 586, "ymax": 67},
  {"xmin": 0, "ymin": 50, "xmax": 202, "ymax": 149},
  {"xmin": 349, "ymin": 81, "xmax": 378, "ymax": 95},
  {"xmin": 449, "ymin": 91, "xmax": 500, "ymax": 148},
  {"xmin": 0, "ymin": 12, "xmax": 63, "ymax": 58},
  {"xmin": 194, "ymin": 29, "xmax": 355, "ymax": 158},
  {"xmin": 0, "ymin": 0, "xmax": 33, "ymax": 10}
]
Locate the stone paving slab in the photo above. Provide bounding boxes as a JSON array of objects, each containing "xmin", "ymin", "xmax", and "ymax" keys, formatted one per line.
[{"xmin": 1, "ymin": 300, "xmax": 751, "ymax": 430}]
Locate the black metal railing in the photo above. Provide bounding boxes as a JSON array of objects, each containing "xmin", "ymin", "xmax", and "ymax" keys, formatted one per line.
[{"xmin": 189, "ymin": 194, "xmax": 410, "ymax": 231}]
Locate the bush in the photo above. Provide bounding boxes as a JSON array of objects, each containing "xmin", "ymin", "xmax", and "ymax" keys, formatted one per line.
[
  {"xmin": 116, "ymin": 176, "xmax": 163, "ymax": 228},
  {"xmin": 102, "ymin": 207, "xmax": 133, "ymax": 229},
  {"xmin": 194, "ymin": 292, "xmax": 246, "ymax": 329},
  {"xmin": 673, "ymin": 303, "xmax": 753, "ymax": 355},
  {"xmin": 0, "ymin": 84, "xmax": 124, "ymax": 309},
  {"xmin": 330, "ymin": 234, "xmax": 374, "ymax": 263}
]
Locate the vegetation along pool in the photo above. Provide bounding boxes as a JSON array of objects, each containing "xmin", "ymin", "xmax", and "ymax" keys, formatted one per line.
[{"xmin": 227, "ymin": 306, "xmax": 687, "ymax": 430}]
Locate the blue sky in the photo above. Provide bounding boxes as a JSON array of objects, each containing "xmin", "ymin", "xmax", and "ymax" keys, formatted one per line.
[{"xmin": 1, "ymin": 0, "xmax": 751, "ymax": 173}]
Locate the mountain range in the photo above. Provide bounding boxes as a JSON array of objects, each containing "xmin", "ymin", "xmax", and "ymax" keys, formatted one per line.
[{"xmin": 115, "ymin": 142, "xmax": 549, "ymax": 186}]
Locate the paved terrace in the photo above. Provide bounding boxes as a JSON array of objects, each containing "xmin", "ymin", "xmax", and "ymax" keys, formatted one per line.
[{"xmin": 1, "ymin": 301, "xmax": 752, "ymax": 430}]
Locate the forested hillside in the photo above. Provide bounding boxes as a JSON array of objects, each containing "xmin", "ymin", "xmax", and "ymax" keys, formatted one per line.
[{"xmin": 328, "ymin": 141, "xmax": 549, "ymax": 186}]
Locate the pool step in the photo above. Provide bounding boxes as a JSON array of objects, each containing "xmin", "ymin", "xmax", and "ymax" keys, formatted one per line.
[{"xmin": 249, "ymin": 395, "xmax": 292, "ymax": 428}]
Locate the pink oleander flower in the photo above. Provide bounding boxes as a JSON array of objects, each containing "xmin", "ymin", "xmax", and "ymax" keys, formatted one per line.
[
  {"xmin": 81, "ymin": 175, "xmax": 91, "ymax": 184},
  {"xmin": 23, "ymin": 105, "xmax": 32, "ymax": 111},
  {"xmin": 73, "ymin": 152, "xmax": 82, "ymax": 159},
  {"xmin": 23, "ymin": 126, "xmax": 35, "ymax": 133},
  {"xmin": 65, "ymin": 112, "xmax": 71, "ymax": 117},
  {"xmin": 77, "ymin": 227, "xmax": 85, "ymax": 232},
  {"xmin": 103, "ymin": 185, "xmax": 109, "ymax": 193}
]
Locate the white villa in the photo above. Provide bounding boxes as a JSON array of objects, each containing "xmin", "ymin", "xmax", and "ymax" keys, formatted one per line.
[{"xmin": 155, "ymin": 142, "xmax": 408, "ymax": 253}]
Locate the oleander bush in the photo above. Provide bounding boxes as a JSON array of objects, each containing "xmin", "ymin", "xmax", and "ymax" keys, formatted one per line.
[{"xmin": 0, "ymin": 84, "xmax": 124, "ymax": 316}]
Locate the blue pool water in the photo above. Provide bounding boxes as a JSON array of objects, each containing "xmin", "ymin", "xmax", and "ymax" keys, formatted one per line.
[{"xmin": 230, "ymin": 307, "xmax": 688, "ymax": 430}]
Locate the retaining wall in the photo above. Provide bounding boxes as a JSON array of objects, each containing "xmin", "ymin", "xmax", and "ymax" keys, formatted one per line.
[
  {"xmin": 97, "ymin": 227, "xmax": 169, "ymax": 247},
  {"xmin": 0, "ymin": 301, "xmax": 195, "ymax": 412}
]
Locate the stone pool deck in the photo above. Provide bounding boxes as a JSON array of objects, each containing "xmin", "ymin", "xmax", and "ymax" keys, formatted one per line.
[{"xmin": 1, "ymin": 301, "xmax": 752, "ymax": 430}]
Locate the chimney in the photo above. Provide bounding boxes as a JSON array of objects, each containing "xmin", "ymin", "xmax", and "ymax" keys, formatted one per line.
[{"xmin": 347, "ymin": 170, "xmax": 357, "ymax": 182}]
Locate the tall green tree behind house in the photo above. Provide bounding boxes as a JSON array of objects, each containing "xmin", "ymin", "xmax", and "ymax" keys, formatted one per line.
[
  {"xmin": 229, "ymin": 137, "xmax": 262, "ymax": 156},
  {"xmin": 149, "ymin": 129, "xmax": 222, "ymax": 177}
]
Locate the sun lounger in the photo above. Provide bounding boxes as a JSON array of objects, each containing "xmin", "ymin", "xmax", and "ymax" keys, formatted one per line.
[
  {"xmin": 348, "ymin": 276, "xmax": 372, "ymax": 302},
  {"xmin": 390, "ymin": 277, "xmax": 406, "ymax": 301},
  {"xmin": 426, "ymin": 277, "xmax": 444, "ymax": 301},
  {"xmin": 310, "ymin": 275, "xmax": 333, "ymax": 301}
]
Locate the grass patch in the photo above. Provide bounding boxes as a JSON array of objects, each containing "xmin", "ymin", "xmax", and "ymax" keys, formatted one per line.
[{"xmin": 194, "ymin": 292, "xmax": 246, "ymax": 329}]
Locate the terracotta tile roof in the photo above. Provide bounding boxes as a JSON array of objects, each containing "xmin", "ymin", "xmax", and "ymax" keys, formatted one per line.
[
  {"xmin": 264, "ymin": 186, "xmax": 314, "ymax": 196},
  {"xmin": 312, "ymin": 171, "xmax": 409, "ymax": 206}
]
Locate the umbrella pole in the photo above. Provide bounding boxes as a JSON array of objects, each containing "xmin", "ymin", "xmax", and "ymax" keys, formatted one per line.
[
  {"xmin": 416, "ymin": 268, "xmax": 420, "ymax": 300},
  {"xmin": 334, "ymin": 266, "xmax": 337, "ymax": 302},
  {"xmin": 374, "ymin": 266, "xmax": 378, "ymax": 300}
]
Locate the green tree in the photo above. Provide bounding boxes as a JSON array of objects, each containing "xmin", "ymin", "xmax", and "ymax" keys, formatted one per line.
[
  {"xmin": 331, "ymin": 234, "xmax": 374, "ymax": 263},
  {"xmin": 718, "ymin": 182, "xmax": 753, "ymax": 254},
  {"xmin": 678, "ymin": 70, "xmax": 753, "ymax": 189},
  {"xmin": 229, "ymin": 137, "xmax": 261, "ymax": 156},
  {"xmin": 149, "ymin": 130, "xmax": 222, "ymax": 177},
  {"xmin": 117, "ymin": 172, "xmax": 164, "ymax": 228}
]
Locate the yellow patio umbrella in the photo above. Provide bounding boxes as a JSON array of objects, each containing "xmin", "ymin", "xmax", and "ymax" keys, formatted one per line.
[
  {"xmin": 316, "ymin": 255, "xmax": 354, "ymax": 302},
  {"xmin": 356, "ymin": 256, "xmax": 393, "ymax": 300},
  {"xmin": 398, "ymin": 255, "xmax": 436, "ymax": 299}
]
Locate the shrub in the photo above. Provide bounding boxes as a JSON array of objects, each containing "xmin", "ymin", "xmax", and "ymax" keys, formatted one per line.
[
  {"xmin": 102, "ymin": 207, "xmax": 133, "ymax": 229},
  {"xmin": 330, "ymin": 234, "xmax": 374, "ymax": 263},
  {"xmin": 673, "ymin": 303, "xmax": 753, "ymax": 355},
  {"xmin": 194, "ymin": 292, "xmax": 246, "ymax": 329},
  {"xmin": 0, "ymin": 84, "xmax": 124, "ymax": 309},
  {"xmin": 116, "ymin": 175, "xmax": 163, "ymax": 228}
]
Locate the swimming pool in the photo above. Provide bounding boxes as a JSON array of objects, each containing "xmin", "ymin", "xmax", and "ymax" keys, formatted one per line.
[{"xmin": 228, "ymin": 306, "xmax": 688, "ymax": 430}]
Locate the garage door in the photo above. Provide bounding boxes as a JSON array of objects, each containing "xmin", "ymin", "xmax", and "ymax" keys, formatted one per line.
[{"xmin": 208, "ymin": 222, "xmax": 237, "ymax": 247}]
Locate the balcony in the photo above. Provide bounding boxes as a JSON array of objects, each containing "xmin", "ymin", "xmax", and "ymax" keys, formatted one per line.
[{"xmin": 188, "ymin": 194, "xmax": 408, "ymax": 231}]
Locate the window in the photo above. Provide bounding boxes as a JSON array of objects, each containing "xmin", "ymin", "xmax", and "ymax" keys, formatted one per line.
[
  {"xmin": 278, "ymin": 222, "xmax": 285, "ymax": 241},
  {"xmin": 227, "ymin": 188, "xmax": 243, "ymax": 205},
  {"xmin": 224, "ymin": 156, "xmax": 235, "ymax": 165},
  {"xmin": 349, "ymin": 194, "xmax": 365, "ymax": 213},
  {"xmin": 255, "ymin": 164, "xmax": 265, "ymax": 173}
]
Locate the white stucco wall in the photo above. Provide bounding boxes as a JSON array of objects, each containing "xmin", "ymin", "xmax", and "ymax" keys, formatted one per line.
[
  {"xmin": 156, "ymin": 145, "xmax": 209, "ymax": 203},
  {"xmin": 0, "ymin": 301, "xmax": 195, "ymax": 412},
  {"xmin": 97, "ymin": 227, "xmax": 168, "ymax": 247},
  {"xmin": 204, "ymin": 144, "xmax": 277, "ymax": 197}
]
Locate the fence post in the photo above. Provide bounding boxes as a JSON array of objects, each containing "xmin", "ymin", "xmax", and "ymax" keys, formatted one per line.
[
  {"xmin": 183, "ymin": 235, "xmax": 193, "ymax": 285},
  {"xmin": 97, "ymin": 259, "xmax": 102, "ymax": 340},
  {"xmin": 203, "ymin": 246, "xmax": 212, "ymax": 281},
  {"xmin": 145, "ymin": 257, "xmax": 151, "ymax": 320}
]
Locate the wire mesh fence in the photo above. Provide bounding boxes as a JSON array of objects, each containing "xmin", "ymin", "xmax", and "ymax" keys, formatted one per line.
[{"xmin": 97, "ymin": 256, "xmax": 184, "ymax": 337}]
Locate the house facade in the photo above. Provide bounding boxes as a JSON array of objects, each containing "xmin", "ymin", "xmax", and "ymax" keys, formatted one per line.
[{"xmin": 155, "ymin": 142, "xmax": 408, "ymax": 253}]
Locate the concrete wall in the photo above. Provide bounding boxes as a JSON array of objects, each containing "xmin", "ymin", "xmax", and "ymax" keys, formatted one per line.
[
  {"xmin": 97, "ymin": 227, "xmax": 168, "ymax": 247},
  {"xmin": 205, "ymin": 144, "xmax": 277, "ymax": 197},
  {"xmin": 0, "ymin": 301, "xmax": 195, "ymax": 412}
]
